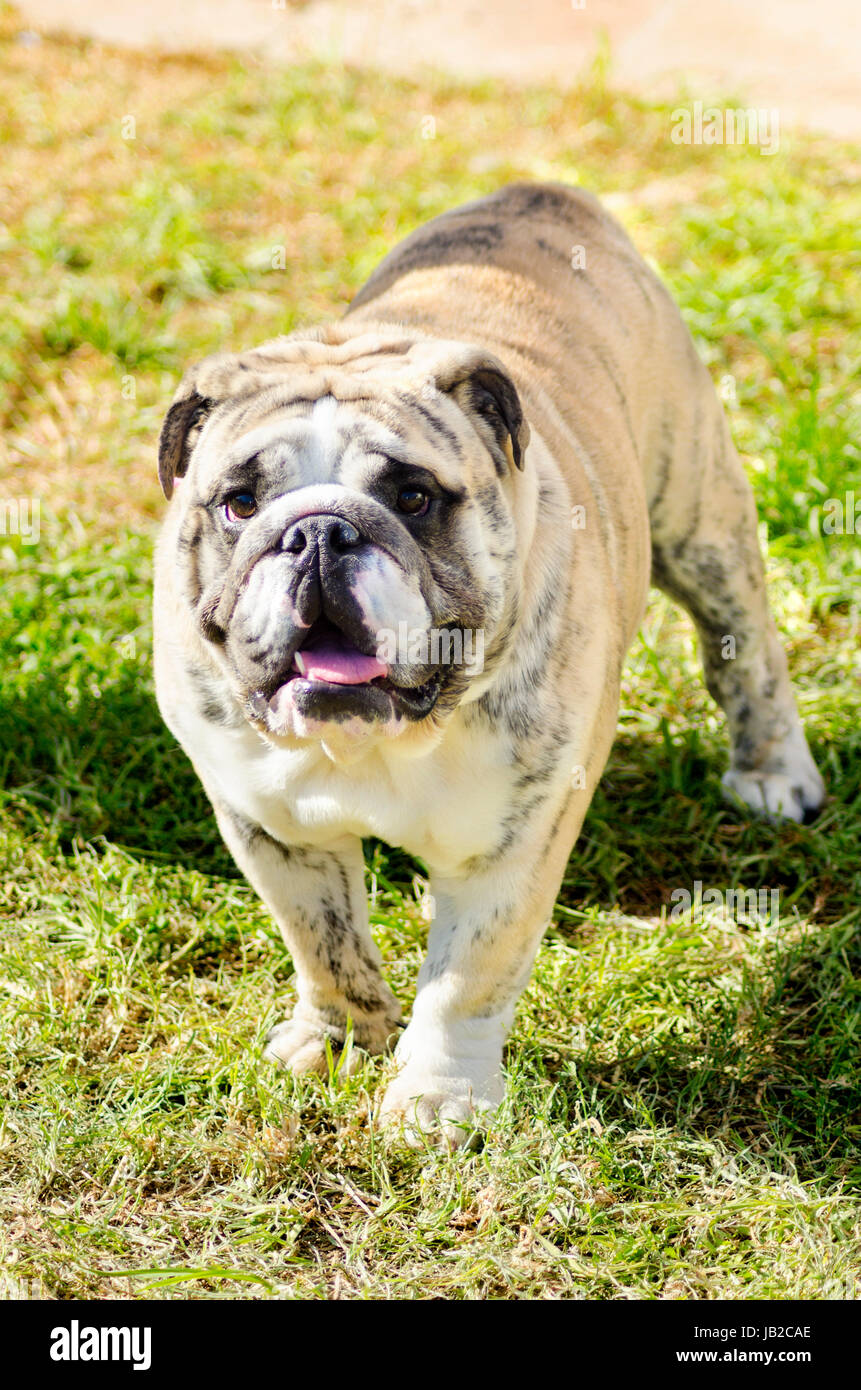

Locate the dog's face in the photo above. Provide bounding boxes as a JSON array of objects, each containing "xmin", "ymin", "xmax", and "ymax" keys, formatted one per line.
[{"xmin": 159, "ymin": 326, "xmax": 529, "ymax": 747}]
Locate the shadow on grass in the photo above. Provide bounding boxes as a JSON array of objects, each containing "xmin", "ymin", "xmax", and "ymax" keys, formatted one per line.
[
  {"xmin": 526, "ymin": 919, "xmax": 861, "ymax": 1187},
  {"xmin": 1, "ymin": 676, "xmax": 232, "ymax": 873}
]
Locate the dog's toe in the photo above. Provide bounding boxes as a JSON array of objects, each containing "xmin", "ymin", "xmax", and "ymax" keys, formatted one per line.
[
  {"xmin": 722, "ymin": 724, "xmax": 825, "ymax": 824},
  {"xmin": 722, "ymin": 766, "xmax": 824, "ymax": 824},
  {"xmin": 263, "ymin": 1019, "xmax": 336, "ymax": 1075},
  {"xmin": 378, "ymin": 1068, "xmax": 501, "ymax": 1151}
]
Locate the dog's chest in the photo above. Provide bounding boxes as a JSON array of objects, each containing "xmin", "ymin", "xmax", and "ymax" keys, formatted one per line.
[{"xmin": 185, "ymin": 711, "xmax": 517, "ymax": 874}]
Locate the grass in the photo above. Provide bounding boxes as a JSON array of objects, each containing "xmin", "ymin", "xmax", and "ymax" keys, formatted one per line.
[{"xmin": 0, "ymin": 4, "xmax": 859, "ymax": 1299}]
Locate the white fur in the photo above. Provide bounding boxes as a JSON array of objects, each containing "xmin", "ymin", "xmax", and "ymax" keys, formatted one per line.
[
  {"xmin": 350, "ymin": 551, "xmax": 431, "ymax": 636},
  {"xmin": 179, "ymin": 700, "xmax": 526, "ymax": 875}
]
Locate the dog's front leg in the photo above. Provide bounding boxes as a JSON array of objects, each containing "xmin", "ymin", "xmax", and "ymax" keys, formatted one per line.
[
  {"xmin": 214, "ymin": 806, "xmax": 402, "ymax": 1074},
  {"xmin": 380, "ymin": 794, "xmax": 586, "ymax": 1149}
]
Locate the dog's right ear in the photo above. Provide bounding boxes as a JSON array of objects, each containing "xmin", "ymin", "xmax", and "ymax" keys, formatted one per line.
[
  {"xmin": 158, "ymin": 387, "xmax": 215, "ymax": 499},
  {"xmin": 158, "ymin": 351, "xmax": 253, "ymax": 499}
]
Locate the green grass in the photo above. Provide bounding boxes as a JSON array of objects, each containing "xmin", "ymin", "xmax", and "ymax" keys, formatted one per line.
[{"xmin": 0, "ymin": 7, "xmax": 859, "ymax": 1299}]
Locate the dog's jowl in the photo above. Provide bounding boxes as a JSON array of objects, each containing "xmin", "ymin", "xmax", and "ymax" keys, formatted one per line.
[{"xmin": 153, "ymin": 182, "xmax": 824, "ymax": 1147}]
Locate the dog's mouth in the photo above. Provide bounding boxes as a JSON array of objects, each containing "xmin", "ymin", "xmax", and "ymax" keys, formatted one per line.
[
  {"xmin": 250, "ymin": 616, "xmax": 445, "ymax": 731},
  {"xmin": 291, "ymin": 616, "xmax": 388, "ymax": 686}
]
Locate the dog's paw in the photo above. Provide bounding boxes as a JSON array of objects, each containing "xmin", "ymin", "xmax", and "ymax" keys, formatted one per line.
[
  {"xmin": 723, "ymin": 730, "xmax": 825, "ymax": 824},
  {"xmin": 379, "ymin": 1066, "xmax": 503, "ymax": 1151},
  {"xmin": 722, "ymin": 768, "xmax": 821, "ymax": 824},
  {"xmin": 263, "ymin": 1016, "xmax": 353, "ymax": 1076},
  {"xmin": 264, "ymin": 1008, "xmax": 399, "ymax": 1077},
  {"xmin": 723, "ymin": 723, "xmax": 825, "ymax": 824}
]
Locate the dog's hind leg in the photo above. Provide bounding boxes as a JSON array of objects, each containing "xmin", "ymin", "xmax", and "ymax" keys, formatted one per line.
[{"xmin": 648, "ymin": 391, "xmax": 824, "ymax": 823}]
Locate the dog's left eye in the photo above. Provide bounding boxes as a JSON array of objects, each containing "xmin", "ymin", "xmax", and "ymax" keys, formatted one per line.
[
  {"xmin": 224, "ymin": 491, "xmax": 257, "ymax": 522},
  {"xmin": 396, "ymin": 486, "xmax": 430, "ymax": 517}
]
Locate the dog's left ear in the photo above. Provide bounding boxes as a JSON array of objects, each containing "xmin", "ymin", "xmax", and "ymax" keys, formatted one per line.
[{"xmin": 434, "ymin": 349, "xmax": 529, "ymax": 473}]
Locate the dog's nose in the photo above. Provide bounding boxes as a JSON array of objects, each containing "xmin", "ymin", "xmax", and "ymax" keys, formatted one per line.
[{"xmin": 282, "ymin": 514, "xmax": 362, "ymax": 557}]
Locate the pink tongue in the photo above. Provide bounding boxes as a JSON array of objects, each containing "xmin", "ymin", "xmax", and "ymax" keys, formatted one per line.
[{"xmin": 294, "ymin": 641, "xmax": 388, "ymax": 686}]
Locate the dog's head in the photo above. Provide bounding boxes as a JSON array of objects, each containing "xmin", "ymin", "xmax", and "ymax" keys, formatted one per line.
[{"xmin": 158, "ymin": 325, "xmax": 529, "ymax": 747}]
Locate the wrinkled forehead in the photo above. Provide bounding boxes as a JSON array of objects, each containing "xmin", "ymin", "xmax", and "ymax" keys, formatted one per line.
[{"xmin": 193, "ymin": 386, "xmax": 477, "ymax": 494}]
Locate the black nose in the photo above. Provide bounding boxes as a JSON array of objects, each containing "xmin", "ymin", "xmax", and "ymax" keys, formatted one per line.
[{"xmin": 282, "ymin": 513, "xmax": 362, "ymax": 557}]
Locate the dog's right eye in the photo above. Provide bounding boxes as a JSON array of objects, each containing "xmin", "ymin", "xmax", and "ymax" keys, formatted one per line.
[{"xmin": 224, "ymin": 491, "xmax": 257, "ymax": 522}]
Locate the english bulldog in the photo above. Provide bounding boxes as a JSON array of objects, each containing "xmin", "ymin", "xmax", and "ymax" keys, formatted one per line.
[{"xmin": 153, "ymin": 182, "xmax": 824, "ymax": 1147}]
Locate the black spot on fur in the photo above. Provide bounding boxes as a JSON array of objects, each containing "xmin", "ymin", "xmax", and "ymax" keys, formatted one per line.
[
  {"xmin": 393, "ymin": 392, "xmax": 464, "ymax": 456},
  {"xmin": 221, "ymin": 807, "xmax": 293, "ymax": 858},
  {"xmin": 185, "ymin": 664, "xmax": 241, "ymax": 726}
]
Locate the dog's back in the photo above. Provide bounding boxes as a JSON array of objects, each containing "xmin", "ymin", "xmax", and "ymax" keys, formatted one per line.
[{"xmin": 349, "ymin": 182, "xmax": 701, "ymax": 502}]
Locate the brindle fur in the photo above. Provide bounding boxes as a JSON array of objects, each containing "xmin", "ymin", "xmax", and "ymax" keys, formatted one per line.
[{"xmin": 154, "ymin": 183, "xmax": 823, "ymax": 1147}]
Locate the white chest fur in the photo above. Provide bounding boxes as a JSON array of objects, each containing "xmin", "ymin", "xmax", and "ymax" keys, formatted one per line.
[{"xmin": 174, "ymin": 702, "xmax": 518, "ymax": 875}]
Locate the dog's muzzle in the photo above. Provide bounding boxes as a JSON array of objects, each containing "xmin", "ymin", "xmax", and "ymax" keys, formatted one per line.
[{"xmin": 197, "ymin": 489, "xmax": 451, "ymax": 736}]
